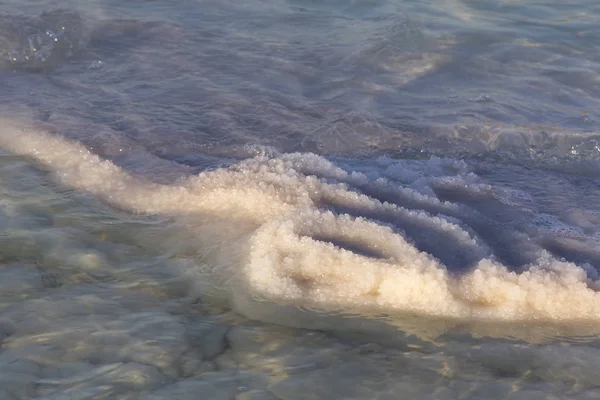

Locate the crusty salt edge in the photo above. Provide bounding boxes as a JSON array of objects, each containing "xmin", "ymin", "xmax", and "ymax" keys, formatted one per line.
[{"xmin": 1, "ymin": 119, "xmax": 599, "ymax": 327}]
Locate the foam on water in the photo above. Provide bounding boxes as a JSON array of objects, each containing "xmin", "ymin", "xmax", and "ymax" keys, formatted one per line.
[{"xmin": 1, "ymin": 119, "xmax": 599, "ymax": 333}]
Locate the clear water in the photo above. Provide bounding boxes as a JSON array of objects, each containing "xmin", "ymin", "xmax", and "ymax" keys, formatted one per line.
[{"xmin": 0, "ymin": 0, "xmax": 600, "ymax": 399}]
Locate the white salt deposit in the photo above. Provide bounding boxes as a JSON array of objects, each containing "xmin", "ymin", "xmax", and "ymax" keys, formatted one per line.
[{"xmin": 2, "ymin": 119, "xmax": 599, "ymax": 329}]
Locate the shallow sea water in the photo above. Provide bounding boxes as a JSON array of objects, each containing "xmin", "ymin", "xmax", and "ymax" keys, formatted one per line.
[{"xmin": 1, "ymin": 0, "xmax": 600, "ymax": 399}]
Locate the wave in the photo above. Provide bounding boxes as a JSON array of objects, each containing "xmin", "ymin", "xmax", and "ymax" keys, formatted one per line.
[{"xmin": 1, "ymin": 119, "xmax": 599, "ymax": 339}]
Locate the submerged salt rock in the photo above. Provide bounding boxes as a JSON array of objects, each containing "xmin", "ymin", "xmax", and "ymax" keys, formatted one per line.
[
  {"xmin": 0, "ymin": 318, "xmax": 16, "ymax": 342},
  {"xmin": 0, "ymin": 357, "xmax": 40, "ymax": 399},
  {"xmin": 143, "ymin": 371, "xmax": 268, "ymax": 400},
  {"xmin": 185, "ymin": 321, "xmax": 229, "ymax": 361},
  {"xmin": 0, "ymin": 10, "xmax": 86, "ymax": 72},
  {"xmin": 236, "ymin": 389, "xmax": 281, "ymax": 400}
]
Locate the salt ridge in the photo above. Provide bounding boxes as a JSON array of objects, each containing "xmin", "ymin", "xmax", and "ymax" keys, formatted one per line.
[{"xmin": 1, "ymin": 119, "xmax": 599, "ymax": 327}]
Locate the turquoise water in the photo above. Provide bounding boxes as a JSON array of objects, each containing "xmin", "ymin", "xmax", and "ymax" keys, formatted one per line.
[{"xmin": 0, "ymin": 0, "xmax": 600, "ymax": 398}]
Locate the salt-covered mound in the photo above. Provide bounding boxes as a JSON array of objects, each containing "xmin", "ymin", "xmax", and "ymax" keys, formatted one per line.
[{"xmin": 1, "ymin": 119, "xmax": 599, "ymax": 333}]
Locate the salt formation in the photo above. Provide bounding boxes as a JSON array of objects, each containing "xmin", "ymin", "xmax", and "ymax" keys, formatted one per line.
[{"xmin": 1, "ymin": 119, "xmax": 599, "ymax": 328}]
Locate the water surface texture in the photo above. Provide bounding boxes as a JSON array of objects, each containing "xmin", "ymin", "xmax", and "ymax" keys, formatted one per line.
[{"xmin": 1, "ymin": 0, "xmax": 600, "ymax": 399}]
